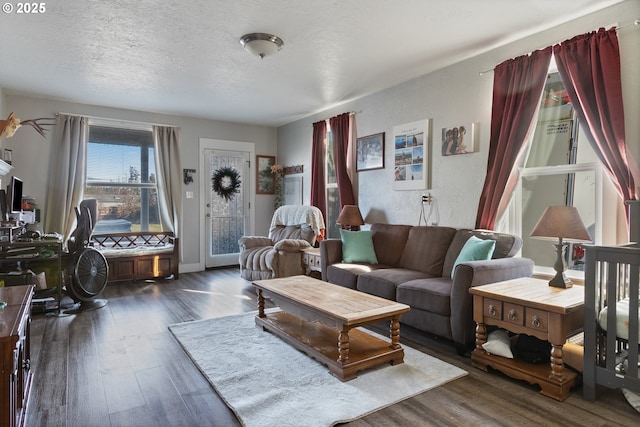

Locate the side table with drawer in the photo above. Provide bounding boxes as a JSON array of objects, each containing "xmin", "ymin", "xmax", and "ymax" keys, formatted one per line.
[
  {"xmin": 469, "ymin": 277, "xmax": 584, "ymax": 401},
  {"xmin": 302, "ymin": 247, "xmax": 322, "ymax": 277}
]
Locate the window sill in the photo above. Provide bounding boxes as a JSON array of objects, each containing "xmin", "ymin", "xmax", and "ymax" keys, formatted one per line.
[{"xmin": 532, "ymin": 265, "xmax": 585, "ymax": 286}]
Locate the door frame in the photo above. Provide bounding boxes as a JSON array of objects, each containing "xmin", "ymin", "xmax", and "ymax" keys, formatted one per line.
[{"xmin": 199, "ymin": 138, "xmax": 255, "ymax": 270}]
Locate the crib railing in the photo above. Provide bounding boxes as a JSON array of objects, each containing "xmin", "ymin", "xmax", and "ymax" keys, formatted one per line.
[{"xmin": 584, "ymin": 244, "xmax": 640, "ymax": 400}]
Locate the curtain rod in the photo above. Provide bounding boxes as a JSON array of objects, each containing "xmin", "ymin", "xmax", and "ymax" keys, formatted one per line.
[
  {"xmin": 310, "ymin": 111, "xmax": 361, "ymax": 128},
  {"xmin": 319, "ymin": 110, "xmax": 361, "ymax": 122},
  {"xmin": 477, "ymin": 18, "xmax": 640, "ymax": 76},
  {"xmin": 56, "ymin": 112, "xmax": 177, "ymax": 128}
]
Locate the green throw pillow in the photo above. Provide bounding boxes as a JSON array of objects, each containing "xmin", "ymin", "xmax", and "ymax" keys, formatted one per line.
[
  {"xmin": 452, "ymin": 235, "xmax": 496, "ymax": 276},
  {"xmin": 340, "ymin": 230, "xmax": 378, "ymax": 264}
]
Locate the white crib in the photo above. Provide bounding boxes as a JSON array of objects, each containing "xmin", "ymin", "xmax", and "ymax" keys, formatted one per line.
[{"xmin": 583, "ymin": 243, "xmax": 640, "ymax": 400}]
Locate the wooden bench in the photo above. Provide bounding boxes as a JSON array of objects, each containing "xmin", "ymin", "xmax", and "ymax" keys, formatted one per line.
[{"xmin": 90, "ymin": 231, "xmax": 179, "ymax": 282}]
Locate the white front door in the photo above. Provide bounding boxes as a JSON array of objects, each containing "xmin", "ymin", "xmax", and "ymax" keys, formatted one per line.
[{"xmin": 200, "ymin": 139, "xmax": 254, "ymax": 268}]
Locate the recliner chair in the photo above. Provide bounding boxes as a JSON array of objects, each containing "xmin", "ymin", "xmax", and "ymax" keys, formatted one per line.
[{"xmin": 238, "ymin": 205, "xmax": 325, "ymax": 281}]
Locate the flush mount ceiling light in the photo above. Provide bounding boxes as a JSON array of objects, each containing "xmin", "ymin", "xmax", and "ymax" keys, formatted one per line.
[{"xmin": 239, "ymin": 33, "xmax": 284, "ymax": 59}]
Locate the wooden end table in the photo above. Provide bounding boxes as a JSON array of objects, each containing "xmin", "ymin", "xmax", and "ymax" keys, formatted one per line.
[
  {"xmin": 469, "ymin": 277, "xmax": 584, "ymax": 401},
  {"xmin": 252, "ymin": 275, "xmax": 410, "ymax": 381},
  {"xmin": 301, "ymin": 247, "xmax": 321, "ymax": 277}
]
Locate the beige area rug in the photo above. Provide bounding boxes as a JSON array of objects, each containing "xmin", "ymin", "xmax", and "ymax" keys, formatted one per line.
[{"xmin": 169, "ymin": 311, "xmax": 467, "ymax": 427}]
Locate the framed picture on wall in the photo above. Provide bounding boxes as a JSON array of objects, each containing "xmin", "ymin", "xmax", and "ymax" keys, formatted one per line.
[
  {"xmin": 441, "ymin": 122, "xmax": 478, "ymax": 156},
  {"xmin": 256, "ymin": 155, "xmax": 276, "ymax": 194},
  {"xmin": 284, "ymin": 176, "xmax": 303, "ymax": 205},
  {"xmin": 356, "ymin": 132, "xmax": 385, "ymax": 171},
  {"xmin": 393, "ymin": 119, "xmax": 431, "ymax": 191}
]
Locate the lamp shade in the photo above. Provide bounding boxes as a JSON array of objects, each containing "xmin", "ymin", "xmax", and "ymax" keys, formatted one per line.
[
  {"xmin": 336, "ymin": 205, "xmax": 364, "ymax": 227},
  {"xmin": 239, "ymin": 33, "xmax": 284, "ymax": 59},
  {"xmin": 530, "ymin": 206, "xmax": 591, "ymax": 242}
]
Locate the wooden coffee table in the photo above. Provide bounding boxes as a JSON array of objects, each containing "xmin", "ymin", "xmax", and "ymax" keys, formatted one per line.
[{"xmin": 252, "ymin": 275, "xmax": 411, "ymax": 381}]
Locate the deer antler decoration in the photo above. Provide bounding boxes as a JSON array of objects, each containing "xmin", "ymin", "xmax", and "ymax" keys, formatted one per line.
[
  {"xmin": 18, "ymin": 117, "xmax": 57, "ymax": 137},
  {"xmin": 0, "ymin": 112, "xmax": 56, "ymax": 139}
]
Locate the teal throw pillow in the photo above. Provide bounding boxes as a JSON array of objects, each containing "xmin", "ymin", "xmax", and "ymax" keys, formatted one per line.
[
  {"xmin": 340, "ymin": 230, "xmax": 378, "ymax": 264},
  {"xmin": 452, "ymin": 235, "xmax": 496, "ymax": 276}
]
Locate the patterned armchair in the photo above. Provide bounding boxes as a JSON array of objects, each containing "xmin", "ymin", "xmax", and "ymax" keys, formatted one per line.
[{"xmin": 238, "ymin": 205, "xmax": 325, "ymax": 281}]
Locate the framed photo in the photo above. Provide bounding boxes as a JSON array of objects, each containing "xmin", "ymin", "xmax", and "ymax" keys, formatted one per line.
[
  {"xmin": 393, "ymin": 119, "xmax": 431, "ymax": 191},
  {"xmin": 284, "ymin": 176, "xmax": 303, "ymax": 205},
  {"xmin": 256, "ymin": 155, "xmax": 276, "ymax": 194},
  {"xmin": 441, "ymin": 122, "xmax": 478, "ymax": 156},
  {"xmin": 356, "ymin": 132, "xmax": 385, "ymax": 172}
]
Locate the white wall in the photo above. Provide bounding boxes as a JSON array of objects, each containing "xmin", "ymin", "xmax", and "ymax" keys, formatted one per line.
[
  {"xmin": 2, "ymin": 94, "xmax": 278, "ymax": 270},
  {"xmin": 0, "ymin": 87, "xmax": 5, "ymax": 118},
  {"xmin": 276, "ymin": 0, "xmax": 640, "ymax": 232}
]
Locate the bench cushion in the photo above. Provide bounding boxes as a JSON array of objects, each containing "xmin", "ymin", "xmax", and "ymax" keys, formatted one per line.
[{"xmin": 97, "ymin": 244, "xmax": 174, "ymax": 258}]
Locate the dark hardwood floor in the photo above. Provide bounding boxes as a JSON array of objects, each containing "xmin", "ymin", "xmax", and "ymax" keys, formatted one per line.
[{"xmin": 26, "ymin": 268, "xmax": 639, "ymax": 426}]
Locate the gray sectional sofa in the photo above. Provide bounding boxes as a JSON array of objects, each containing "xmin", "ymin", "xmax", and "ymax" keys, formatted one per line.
[{"xmin": 320, "ymin": 224, "xmax": 534, "ymax": 354}]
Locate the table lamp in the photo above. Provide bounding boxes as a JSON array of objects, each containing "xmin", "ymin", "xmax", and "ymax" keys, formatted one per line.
[
  {"xmin": 530, "ymin": 205, "xmax": 591, "ymax": 288},
  {"xmin": 336, "ymin": 205, "xmax": 364, "ymax": 231}
]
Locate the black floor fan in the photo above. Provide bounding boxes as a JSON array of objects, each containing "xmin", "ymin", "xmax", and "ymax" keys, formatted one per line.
[{"xmin": 63, "ymin": 200, "xmax": 109, "ymax": 315}]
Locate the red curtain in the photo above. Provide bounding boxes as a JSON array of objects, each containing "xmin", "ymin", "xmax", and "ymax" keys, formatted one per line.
[
  {"xmin": 553, "ymin": 28, "xmax": 637, "ymax": 211},
  {"xmin": 330, "ymin": 113, "xmax": 356, "ymax": 208},
  {"xmin": 475, "ymin": 47, "xmax": 552, "ymax": 230},
  {"xmin": 310, "ymin": 120, "xmax": 327, "ymax": 222}
]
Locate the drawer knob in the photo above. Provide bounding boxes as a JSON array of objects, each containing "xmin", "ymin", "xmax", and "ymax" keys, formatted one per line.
[
  {"xmin": 508, "ymin": 309, "xmax": 517, "ymax": 321},
  {"xmin": 531, "ymin": 315, "xmax": 541, "ymax": 328},
  {"xmin": 488, "ymin": 304, "xmax": 497, "ymax": 316}
]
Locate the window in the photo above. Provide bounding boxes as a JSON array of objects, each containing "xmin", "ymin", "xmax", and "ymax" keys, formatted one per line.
[
  {"xmin": 325, "ymin": 126, "xmax": 340, "ymax": 238},
  {"xmin": 504, "ymin": 72, "xmax": 613, "ymax": 275},
  {"xmin": 84, "ymin": 124, "xmax": 161, "ymax": 233}
]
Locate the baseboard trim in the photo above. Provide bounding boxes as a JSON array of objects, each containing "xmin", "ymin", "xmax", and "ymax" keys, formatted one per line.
[{"xmin": 179, "ymin": 263, "xmax": 202, "ymax": 274}]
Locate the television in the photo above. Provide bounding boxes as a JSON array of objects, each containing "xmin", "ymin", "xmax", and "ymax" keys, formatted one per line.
[{"xmin": 8, "ymin": 176, "xmax": 23, "ymax": 214}]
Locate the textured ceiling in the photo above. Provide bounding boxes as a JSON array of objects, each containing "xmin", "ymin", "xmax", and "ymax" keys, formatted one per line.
[{"xmin": 0, "ymin": 0, "xmax": 626, "ymax": 126}]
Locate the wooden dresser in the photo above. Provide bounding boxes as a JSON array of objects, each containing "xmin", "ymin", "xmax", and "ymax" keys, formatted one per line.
[{"xmin": 0, "ymin": 285, "xmax": 34, "ymax": 427}]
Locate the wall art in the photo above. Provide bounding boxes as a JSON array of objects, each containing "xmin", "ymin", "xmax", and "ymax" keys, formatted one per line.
[
  {"xmin": 284, "ymin": 176, "xmax": 303, "ymax": 205},
  {"xmin": 441, "ymin": 122, "xmax": 478, "ymax": 156},
  {"xmin": 393, "ymin": 119, "xmax": 431, "ymax": 191},
  {"xmin": 356, "ymin": 132, "xmax": 385, "ymax": 171},
  {"xmin": 256, "ymin": 155, "xmax": 275, "ymax": 194}
]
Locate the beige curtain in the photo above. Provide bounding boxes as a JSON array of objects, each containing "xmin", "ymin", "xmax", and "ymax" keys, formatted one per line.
[
  {"xmin": 153, "ymin": 125, "xmax": 182, "ymax": 236},
  {"xmin": 44, "ymin": 114, "xmax": 88, "ymax": 241}
]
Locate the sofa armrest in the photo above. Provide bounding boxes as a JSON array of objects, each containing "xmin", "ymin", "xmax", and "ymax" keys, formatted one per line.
[
  {"xmin": 238, "ymin": 236, "xmax": 273, "ymax": 250},
  {"xmin": 450, "ymin": 257, "xmax": 534, "ymax": 347},
  {"xmin": 320, "ymin": 238, "xmax": 343, "ymax": 281},
  {"xmin": 273, "ymin": 239, "xmax": 312, "ymax": 252}
]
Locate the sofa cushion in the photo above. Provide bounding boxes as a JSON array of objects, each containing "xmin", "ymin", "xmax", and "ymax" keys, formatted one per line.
[
  {"xmin": 452, "ymin": 236, "xmax": 496, "ymax": 276},
  {"xmin": 340, "ymin": 230, "xmax": 378, "ymax": 263},
  {"xmin": 327, "ymin": 263, "xmax": 388, "ymax": 289},
  {"xmin": 397, "ymin": 277, "xmax": 452, "ymax": 316},
  {"xmin": 397, "ymin": 226, "xmax": 457, "ymax": 275},
  {"xmin": 370, "ymin": 224, "xmax": 413, "ymax": 266},
  {"xmin": 357, "ymin": 268, "xmax": 432, "ymax": 301},
  {"xmin": 442, "ymin": 229, "xmax": 522, "ymax": 278}
]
